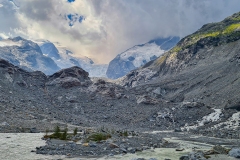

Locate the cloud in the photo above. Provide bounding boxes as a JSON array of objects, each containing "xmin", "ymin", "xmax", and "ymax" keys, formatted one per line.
[{"xmin": 0, "ymin": 0, "xmax": 240, "ymax": 63}]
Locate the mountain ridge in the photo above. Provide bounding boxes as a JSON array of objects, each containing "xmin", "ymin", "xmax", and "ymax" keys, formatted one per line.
[{"xmin": 118, "ymin": 11, "xmax": 240, "ymax": 110}]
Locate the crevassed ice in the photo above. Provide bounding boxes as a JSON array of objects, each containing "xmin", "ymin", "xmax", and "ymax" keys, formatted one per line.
[{"xmin": 120, "ymin": 43, "xmax": 165, "ymax": 67}]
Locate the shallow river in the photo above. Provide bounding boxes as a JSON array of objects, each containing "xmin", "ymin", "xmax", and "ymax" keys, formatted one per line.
[{"xmin": 0, "ymin": 133, "xmax": 237, "ymax": 160}]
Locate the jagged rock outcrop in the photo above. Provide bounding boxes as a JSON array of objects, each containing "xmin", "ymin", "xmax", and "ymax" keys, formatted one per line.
[{"xmin": 46, "ymin": 66, "xmax": 91, "ymax": 88}]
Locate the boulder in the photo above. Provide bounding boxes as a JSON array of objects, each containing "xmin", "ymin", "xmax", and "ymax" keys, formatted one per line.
[
  {"xmin": 127, "ymin": 147, "xmax": 136, "ymax": 153},
  {"xmin": 109, "ymin": 143, "xmax": 119, "ymax": 149},
  {"xmin": 188, "ymin": 151, "xmax": 206, "ymax": 160},
  {"xmin": 179, "ymin": 155, "xmax": 189, "ymax": 160},
  {"xmin": 137, "ymin": 95, "xmax": 158, "ymax": 105},
  {"xmin": 229, "ymin": 148, "xmax": 240, "ymax": 158},
  {"xmin": 47, "ymin": 66, "xmax": 91, "ymax": 88}
]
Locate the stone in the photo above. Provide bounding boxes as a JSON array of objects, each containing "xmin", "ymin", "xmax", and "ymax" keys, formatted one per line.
[
  {"xmin": 188, "ymin": 151, "xmax": 206, "ymax": 160},
  {"xmin": 82, "ymin": 143, "xmax": 89, "ymax": 147},
  {"xmin": 108, "ymin": 153, "xmax": 114, "ymax": 156},
  {"xmin": 127, "ymin": 147, "xmax": 136, "ymax": 153},
  {"xmin": 229, "ymin": 148, "xmax": 240, "ymax": 158},
  {"xmin": 212, "ymin": 145, "xmax": 228, "ymax": 154},
  {"xmin": 153, "ymin": 144, "xmax": 158, "ymax": 148},
  {"xmin": 142, "ymin": 146, "xmax": 150, "ymax": 150},
  {"xmin": 137, "ymin": 95, "xmax": 158, "ymax": 105},
  {"xmin": 109, "ymin": 143, "xmax": 119, "ymax": 148},
  {"xmin": 136, "ymin": 147, "xmax": 143, "ymax": 152},
  {"xmin": 152, "ymin": 87, "xmax": 162, "ymax": 95},
  {"xmin": 120, "ymin": 147, "xmax": 127, "ymax": 153},
  {"xmin": 174, "ymin": 128, "xmax": 182, "ymax": 132},
  {"xmin": 179, "ymin": 155, "xmax": 189, "ymax": 160},
  {"xmin": 30, "ymin": 127, "xmax": 38, "ymax": 133},
  {"xmin": 89, "ymin": 143, "xmax": 97, "ymax": 147},
  {"xmin": 0, "ymin": 122, "xmax": 9, "ymax": 126},
  {"xmin": 176, "ymin": 148, "xmax": 185, "ymax": 151}
]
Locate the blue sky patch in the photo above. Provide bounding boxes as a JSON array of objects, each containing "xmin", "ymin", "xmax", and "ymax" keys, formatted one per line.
[
  {"xmin": 67, "ymin": 0, "xmax": 75, "ymax": 3},
  {"xmin": 79, "ymin": 16, "xmax": 85, "ymax": 23},
  {"xmin": 67, "ymin": 14, "xmax": 73, "ymax": 21},
  {"xmin": 65, "ymin": 14, "xmax": 85, "ymax": 27}
]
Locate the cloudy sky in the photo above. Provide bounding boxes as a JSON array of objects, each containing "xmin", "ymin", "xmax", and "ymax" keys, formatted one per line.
[{"xmin": 0, "ymin": 0, "xmax": 240, "ymax": 63}]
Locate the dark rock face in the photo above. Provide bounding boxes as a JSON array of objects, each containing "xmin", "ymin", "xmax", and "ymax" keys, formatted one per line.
[
  {"xmin": 106, "ymin": 56, "xmax": 136, "ymax": 79},
  {"xmin": 0, "ymin": 59, "xmax": 15, "ymax": 68},
  {"xmin": 39, "ymin": 42, "xmax": 60, "ymax": 59}
]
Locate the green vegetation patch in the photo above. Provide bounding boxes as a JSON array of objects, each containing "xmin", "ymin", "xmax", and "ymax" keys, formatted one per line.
[
  {"xmin": 155, "ymin": 54, "xmax": 168, "ymax": 65},
  {"xmin": 86, "ymin": 132, "xmax": 111, "ymax": 142},
  {"xmin": 172, "ymin": 46, "xmax": 182, "ymax": 52},
  {"xmin": 44, "ymin": 126, "xmax": 80, "ymax": 141},
  {"xmin": 223, "ymin": 23, "xmax": 240, "ymax": 34},
  {"xmin": 181, "ymin": 23, "xmax": 240, "ymax": 49}
]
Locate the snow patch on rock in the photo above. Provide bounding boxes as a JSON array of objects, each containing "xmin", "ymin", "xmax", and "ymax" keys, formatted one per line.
[{"xmin": 182, "ymin": 109, "xmax": 222, "ymax": 131}]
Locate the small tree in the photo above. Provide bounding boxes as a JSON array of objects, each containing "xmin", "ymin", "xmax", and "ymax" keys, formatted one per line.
[
  {"xmin": 45, "ymin": 129, "xmax": 49, "ymax": 136},
  {"xmin": 61, "ymin": 128, "xmax": 68, "ymax": 140},
  {"xmin": 123, "ymin": 130, "xmax": 128, "ymax": 137},
  {"xmin": 73, "ymin": 128, "xmax": 78, "ymax": 136},
  {"xmin": 54, "ymin": 126, "xmax": 61, "ymax": 138}
]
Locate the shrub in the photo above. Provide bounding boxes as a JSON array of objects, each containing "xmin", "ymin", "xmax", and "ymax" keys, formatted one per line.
[
  {"xmin": 86, "ymin": 133, "xmax": 111, "ymax": 142},
  {"xmin": 123, "ymin": 130, "xmax": 128, "ymax": 137},
  {"xmin": 73, "ymin": 128, "xmax": 78, "ymax": 136},
  {"xmin": 53, "ymin": 126, "xmax": 61, "ymax": 138},
  {"xmin": 61, "ymin": 128, "xmax": 68, "ymax": 140}
]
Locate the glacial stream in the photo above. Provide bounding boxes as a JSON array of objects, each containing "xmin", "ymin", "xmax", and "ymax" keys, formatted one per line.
[{"xmin": 0, "ymin": 133, "xmax": 237, "ymax": 160}]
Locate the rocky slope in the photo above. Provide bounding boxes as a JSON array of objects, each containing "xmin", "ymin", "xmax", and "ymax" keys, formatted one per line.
[
  {"xmin": 1, "ymin": 57, "xmax": 226, "ymax": 134},
  {"xmin": 119, "ymin": 12, "xmax": 240, "ymax": 110},
  {"xmin": 106, "ymin": 37, "xmax": 180, "ymax": 79}
]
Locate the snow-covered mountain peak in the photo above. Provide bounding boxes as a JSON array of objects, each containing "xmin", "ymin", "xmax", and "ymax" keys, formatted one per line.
[
  {"xmin": 0, "ymin": 39, "xmax": 22, "ymax": 47},
  {"xmin": 119, "ymin": 42, "xmax": 165, "ymax": 67},
  {"xmin": 0, "ymin": 36, "xmax": 60, "ymax": 75},
  {"xmin": 106, "ymin": 36, "xmax": 180, "ymax": 79},
  {"xmin": 35, "ymin": 40, "xmax": 108, "ymax": 77}
]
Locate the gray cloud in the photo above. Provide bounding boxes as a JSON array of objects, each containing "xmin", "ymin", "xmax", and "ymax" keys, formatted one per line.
[
  {"xmin": 0, "ymin": 0, "xmax": 240, "ymax": 63},
  {"xmin": 19, "ymin": 0, "xmax": 54, "ymax": 21},
  {"xmin": 0, "ymin": 0, "xmax": 21, "ymax": 35},
  {"xmin": 88, "ymin": 0, "xmax": 240, "ymax": 62}
]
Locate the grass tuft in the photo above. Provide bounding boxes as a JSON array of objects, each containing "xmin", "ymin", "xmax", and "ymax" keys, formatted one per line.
[{"xmin": 86, "ymin": 133, "xmax": 111, "ymax": 142}]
